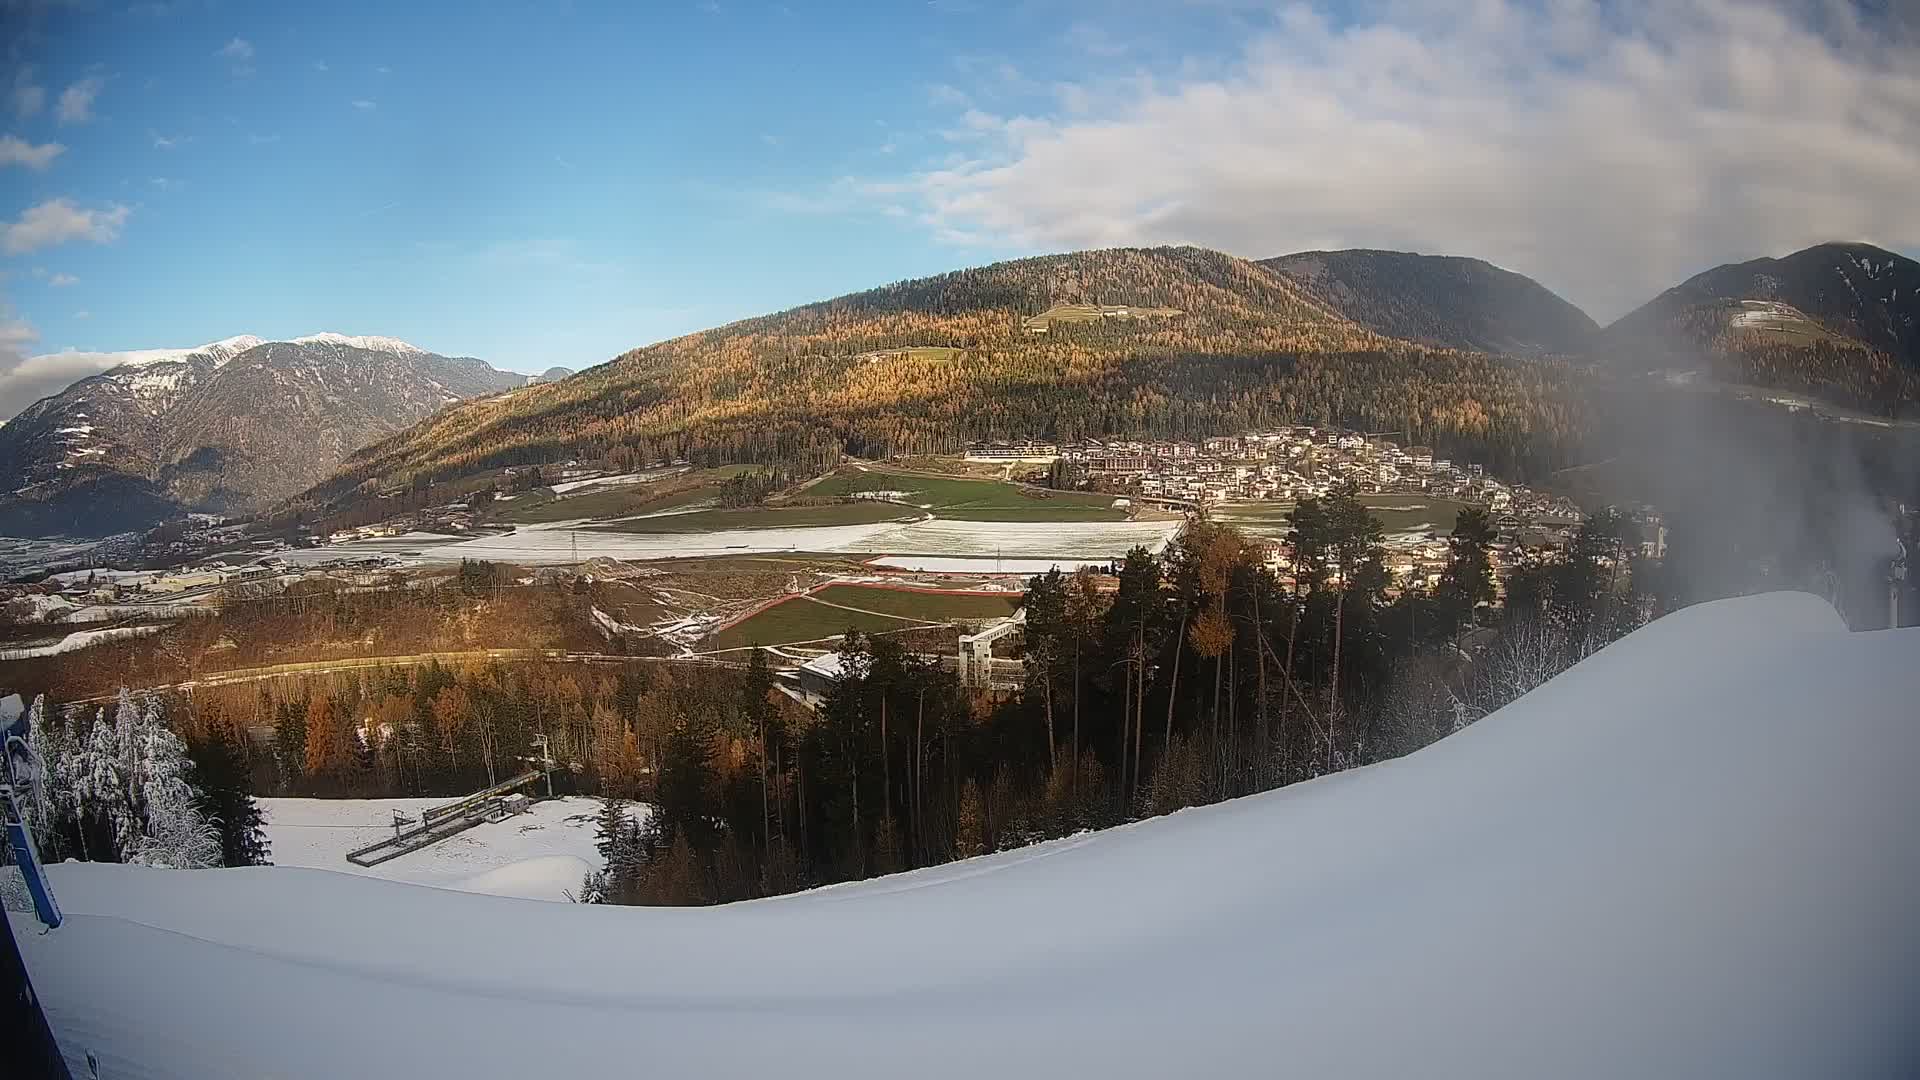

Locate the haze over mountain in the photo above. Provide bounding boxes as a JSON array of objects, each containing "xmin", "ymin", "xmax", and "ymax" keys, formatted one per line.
[
  {"xmin": 1260, "ymin": 250, "xmax": 1598, "ymax": 357},
  {"xmin": 0, "ymin": 334, "xmax": 522, "ymax": 537},
  {"xmin": 1596, "ymin": 242, "xmax": 1920, "ymax": 414},
  {"xmin": 1603, "ymin": 243, "xmax": 1920, "ymax": 364}
]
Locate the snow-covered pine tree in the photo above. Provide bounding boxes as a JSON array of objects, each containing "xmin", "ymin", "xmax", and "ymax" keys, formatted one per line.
[
  {"xmin": 14, "ymin": 695, "xmax": 64, "ymax": 858},
  {"xmin": 128, "ymin": 694, "xmax": 222, "ymax": 868},
  {"xmin": 73, "ymin": 702, "xmax": 137, "ymax": 859},
  {"xmin": 574, "ymin": 868, "xmax": 609, "ymax": 904},
  {"xmin": 129, "ymin": 773, "xmax": 222, "ymax": 869}
]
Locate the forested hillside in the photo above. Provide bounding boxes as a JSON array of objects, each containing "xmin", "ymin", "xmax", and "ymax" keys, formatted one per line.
[
  {"xmin": 1595, "ymin": 242, "xmax": 1920, "ymax": 415},
  {"xmin": 304, "ymin": 247, "xmax": 1590, "ymax": 510},
  {"xmin": 1261, "ymin": 249, "xmax": 1598, "ymax": 356}
]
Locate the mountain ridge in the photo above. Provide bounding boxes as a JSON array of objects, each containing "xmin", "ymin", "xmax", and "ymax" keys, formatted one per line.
[
  {"xmin": 1595, "ymin": 241, "xmax": 1920, "ymax": 414},
  {"xmin": 0, "ymin": 335, "xmax": 524, "ymax": 536},
  {"xmin": 299, "ymin": 245, "xmax": 1587, "ymax": 513},
  {"xmin": 1260, "ymin": 248, "xmax": 1598, "ymax": 356}
]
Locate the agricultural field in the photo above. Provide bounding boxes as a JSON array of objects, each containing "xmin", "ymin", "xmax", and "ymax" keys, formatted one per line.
[
  {"xmin": 1212, "ymin": 494, "xmax": 1476, "ymax": 538},
  {"xmin": 808, "ymin": 468, "xmax": 1126, "ymax": 521},
  {"xmin": 706, "ymin": 597, "xmax": 906, "ymax": 651},
  {"xmin": 1021, "ymin": 302, "xmax": 1183, "ymax": 331},
  {"xmin": 706, "ymin": 583, "xmax": 1020, "ymax": 652},
  {"xmin": 589, "ymin": 501, "xmax": 916, "ymax": 534},
  {"xmin": 810, "ymin": 584, "xmax": 1020, "ymax": 620},
  {"xmin": 492, "ymin": 466, "xmax": 748, "ymax": 524}
]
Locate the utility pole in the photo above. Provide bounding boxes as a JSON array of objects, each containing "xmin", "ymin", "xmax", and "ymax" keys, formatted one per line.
[
  {"xmin": 1891, "ymin": 536, "xmax": 1907, "ymax": 630},
  {"xmin": 532, "ymin": 733, "xmax": 554, "ymax": 798}
]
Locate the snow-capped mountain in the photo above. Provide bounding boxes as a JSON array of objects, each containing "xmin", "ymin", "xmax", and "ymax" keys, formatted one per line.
[{"xmin": 0, "ymin": 334, "xmax": 524, "ymax": 536}]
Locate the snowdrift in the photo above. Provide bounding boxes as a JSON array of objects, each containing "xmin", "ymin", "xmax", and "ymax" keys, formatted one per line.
[{"xmin": 14, "ymin": 592, "xmax": 1920, "ymax": 1078}]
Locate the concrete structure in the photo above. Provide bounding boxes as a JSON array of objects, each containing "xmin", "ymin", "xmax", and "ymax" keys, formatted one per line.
[
  {"xmin": 965, "ymin": 441, "xmax": 1060, "ymax": 463},
  {"xmin": 957, "ymin": 608, "xmax": 1025, "ymax": 688}
]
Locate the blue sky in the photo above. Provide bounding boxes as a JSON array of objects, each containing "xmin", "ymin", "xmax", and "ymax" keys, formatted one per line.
[
  {"xmin": 0, "ymin": 0, "xmax": 1275, "ymax": 380},
  {"xmin": 1, "ymin": 0, "xmax": 1916, "ymax": 415}
]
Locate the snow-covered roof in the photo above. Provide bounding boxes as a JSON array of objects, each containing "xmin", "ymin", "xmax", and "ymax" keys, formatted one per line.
[
  {"xmin": 16, "ymin": 592, "xmax": 1920, "ymax": 1078},
  {"xmin": 799, "ymin": 651, "xmax": 847, "ymax": 679}
]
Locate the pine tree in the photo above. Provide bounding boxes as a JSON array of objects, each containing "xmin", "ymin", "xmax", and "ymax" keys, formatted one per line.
[
  {"xmin": 16, "ymin": 696, "xmax": 67, "ymax": 860},
  {"xmin": 129, "ymin": 772, "xmax": 222, "ymax": 869},
  {"xmin": 72, "ymin": 701, "xmax": 137, "ymax": 859},
  {"xmin": 1436, "ymin": 506, "xmax": 1498, "ymax": 635},
  {"xmin": 657, "ymin": 721, "xmax": 718, "ymax": 854},
  {"xmin": 126, "ymin": 693, "xmax": 222, "ymax": 868},
  {"xmin": 954, "ymin": 779, "xmax": 986, "ymax": 860},
  {"xmin": 273, "ymin": 696, "xmax": 308, "ymax": 788},
  {"xmin": 185, "ymin": 722, "xmax": 271, "ymax": 867},
  {"xmin": 593, "ymin": 796, "xmax": 626, "ymax": 863}
]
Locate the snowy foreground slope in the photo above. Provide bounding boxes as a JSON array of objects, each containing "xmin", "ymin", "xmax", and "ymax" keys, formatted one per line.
[{"xmin": 15, "ymin": 593, "xmax": 1920, "ymax": 1078}]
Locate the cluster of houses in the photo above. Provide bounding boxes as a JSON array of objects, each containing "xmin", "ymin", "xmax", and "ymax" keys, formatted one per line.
[
  {"xmin": 1057, "ymin": 431, "xmax": 1539, "ymax": 508},
  {"xmin": 977, "ymin": 428, "xmax": 1663, "ymax": 598},
  {"xmin": 43, "ymin": 557, "xmax": 284, "ymax": 604}
]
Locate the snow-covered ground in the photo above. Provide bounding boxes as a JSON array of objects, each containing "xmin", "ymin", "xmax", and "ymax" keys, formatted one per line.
[
  {"xmin": 0, "ymin": 624, "xmax": 162, "ymax": 660},
  {"xmin": 545, "ymin": 466, "xmax": 688, "ymax": 495},
  {"xmin": 833, "ymin": 517, "xmax": 1178, "ymax": 558},
  {"xmin": 17, "ymin": 593, "xmax": 1920, "ymax": 1078},
  {"xmin": 260, "ymin": 796, "xmax": 635, "ymax": 903},
  {"xmin": 283, "ymin": 515, "xmax": 1183, "ymax": 567}
]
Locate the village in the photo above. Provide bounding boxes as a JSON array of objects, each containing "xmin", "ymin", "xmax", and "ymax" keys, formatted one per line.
[{"xmin": 972, "ymin": 426, "xmax": 1662, "ymax": 599}]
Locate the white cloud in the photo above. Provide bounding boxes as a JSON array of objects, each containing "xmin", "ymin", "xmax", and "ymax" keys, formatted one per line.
[
  {"xmin": 0, "ymin": 317, "xmax": 139, "ymax": 421},
  {"xmin": 150, "ymin": 131, "xmax": 187, "ymax": 150},
  {"xmin": 48, "ymin": 273, "xmax": 78, "ymax": 287},
  {"xmin": 313, "ymin": 60, "xmax": 330, "ymax": 73},
  {"xmin": 903, "ymin": 0, "xmax": 1920, "ymax": 322},
  {"xmin": 55, "ymin": 77, "xmax": 101, "ymax": 126},
  {"xmin": 217, "ymin": 38, "xmax": 255, "ymax": 60},
  {"xmin": 0, "ymin": 135, "xmax": 63, "ymax": 170},
  {"xmin": 151, "ymin": 176, "xmax": 176, "ymax": 189},
  {"xmin": 0, "ymin": 347, "xmax": 131, "ymax": 418},
  {"xmin": 11, "ymin": 70, "xmax": 45, "ymax": 120},
  {"xmin": 350, "ymin": 99, "xmax": 377, "ymax": 111},
  {"xmin": 1, "ymin": 198, "xmax": 132, "ymax": 255},
  {"xmin": 72, "ymin": 310, "xmax": 89, "ymax": 320}
]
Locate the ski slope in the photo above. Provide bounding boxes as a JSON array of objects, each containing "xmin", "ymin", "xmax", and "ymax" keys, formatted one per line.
[
  {"xmin": 260, "ymin": 796, "xmax": 633, "ymax": 902},
  {"xmin": 14, "ymin": 593, "xmax": 1920, "ymax": 1078}
]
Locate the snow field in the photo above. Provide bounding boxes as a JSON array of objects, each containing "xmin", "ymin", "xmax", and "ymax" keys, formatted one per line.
[
  {"xmin": 290, "ymin": 515, "xmax": 1183, "ymax": 568},
  {"xmin": 261, "ymin": 796, "xmax": 640, "ymax": 902},
  {"xmin": 14, "ymin": 592, "xmax": 1920, "ymax": 1078}
]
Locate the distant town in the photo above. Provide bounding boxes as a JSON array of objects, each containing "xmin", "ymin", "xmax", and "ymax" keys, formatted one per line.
[{"xmin": 970, "ymin": 427, "xmax": 1663, "ymax": 597}]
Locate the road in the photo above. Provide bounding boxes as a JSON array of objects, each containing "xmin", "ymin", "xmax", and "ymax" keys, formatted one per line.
[{"xmin": 70, "ymin": 648, "xmax": 746, "ymax": 704}]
